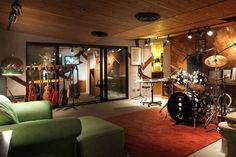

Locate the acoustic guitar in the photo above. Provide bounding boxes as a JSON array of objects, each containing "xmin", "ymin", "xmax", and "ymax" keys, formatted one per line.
[
  {"xmin": 51, "ymin": 65, "xmax": 58, "ymax": 108},
  {"xmin": 42, "ymin": 66, "xmax": 51, "ymax": 101},
  {"xmin": 28, "ymin": 65, "xmax": 37, "ymax": 101}
]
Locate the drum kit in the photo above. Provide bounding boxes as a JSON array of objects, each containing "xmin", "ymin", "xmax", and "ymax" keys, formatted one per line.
[{"xmin": 165, "ymin": 51, "xmax": 232, "ymax": 128}]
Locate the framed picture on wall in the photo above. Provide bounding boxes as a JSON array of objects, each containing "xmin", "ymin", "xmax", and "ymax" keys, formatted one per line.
[
  {"xmin": 232, "ymin": 67, "xmax": 236, "ymax": 80},
  {"xmin": 223, "ymin": 69, "xmax": 232, "ymax": 79},
  {"xmin": 130, "ymin": 47, "xmax": 142, "ymax": 65}
]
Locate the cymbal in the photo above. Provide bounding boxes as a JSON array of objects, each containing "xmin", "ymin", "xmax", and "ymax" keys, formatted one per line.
[{"xmin": 204, "ymin": 55, "xmax": 227, "ymax": 68}]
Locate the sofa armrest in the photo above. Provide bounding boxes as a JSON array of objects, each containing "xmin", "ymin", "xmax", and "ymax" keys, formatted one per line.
[
  {"xmin": 0, "ymin": 117, "xmax": 81, "ymax": 157},
  {"xmin": 12, "ymin": 101, "xmax": 52, "ymax": 122}
]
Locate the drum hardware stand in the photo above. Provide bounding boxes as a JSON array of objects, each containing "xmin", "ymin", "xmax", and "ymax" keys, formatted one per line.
[{"xmin": 204, "ymin": 74, "xmax": 232, "ymax": 130}]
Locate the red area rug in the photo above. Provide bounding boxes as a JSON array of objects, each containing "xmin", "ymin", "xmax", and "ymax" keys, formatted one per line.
[{"xmin": 106, "ymin": 108, "xmax": 221, "ymax": 157}]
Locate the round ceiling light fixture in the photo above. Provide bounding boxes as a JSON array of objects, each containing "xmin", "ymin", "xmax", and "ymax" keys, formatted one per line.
[
  {"xmin": 134, "ymin": 12, "xmax": 160, "ymax": 22},
  {"xmin": 91, "ymin": 31, "xmax": 108, "ymax": 37}
]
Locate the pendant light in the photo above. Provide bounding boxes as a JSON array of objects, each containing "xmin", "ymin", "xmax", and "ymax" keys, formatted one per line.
[{"xmin": 0, "ymin": 55, "xmax": 24, "ymax": 76}]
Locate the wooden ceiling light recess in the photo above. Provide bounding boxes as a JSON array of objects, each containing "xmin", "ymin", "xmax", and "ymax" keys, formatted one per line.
[{"xmin": 0, "ymin": 0, "xmax": 235, "ymax": 43}]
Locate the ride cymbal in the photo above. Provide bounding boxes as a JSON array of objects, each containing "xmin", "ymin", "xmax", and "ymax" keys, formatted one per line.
[{"xmin": 204, "ymin": 55, "xmax": 227, "ymax": 68}]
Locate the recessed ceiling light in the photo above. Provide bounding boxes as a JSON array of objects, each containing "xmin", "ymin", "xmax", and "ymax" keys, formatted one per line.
[
  {"xmin": 91, "ymin": 31, "xmax": 108, "ymax": 37},
  {"xmin": 135, "ymin": 12, "xmax": 160, "ymax": 22}
]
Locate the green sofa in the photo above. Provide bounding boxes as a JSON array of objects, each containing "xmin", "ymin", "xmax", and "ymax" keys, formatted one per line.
[{"xmin": 0, "ymin": 96, "xmax": 125, "ymax": 157}]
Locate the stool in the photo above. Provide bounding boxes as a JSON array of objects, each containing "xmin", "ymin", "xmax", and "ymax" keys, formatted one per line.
[
  {"xmin": 140, "ymin": 84, "xmax": 150, "ymax": 104},
  {"xmin": 218, "ymin": 112, "xmax": 236, "ymax": 157}
]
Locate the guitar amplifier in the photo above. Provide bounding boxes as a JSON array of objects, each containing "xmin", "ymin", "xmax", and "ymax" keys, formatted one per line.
[{"xmin": 152, "ymin": 72, "xmax": 163, "ymax": 78}]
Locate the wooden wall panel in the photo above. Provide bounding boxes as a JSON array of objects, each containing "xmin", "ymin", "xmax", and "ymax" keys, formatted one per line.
[{"xmin": 170, "ymin": 25, "xmax": 236, "ymax": 74}]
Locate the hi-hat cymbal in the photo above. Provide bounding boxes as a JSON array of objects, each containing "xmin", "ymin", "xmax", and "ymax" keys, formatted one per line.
[{"xmin": 204, "ymin": 55, "xmax": 227, "ymax": 68}]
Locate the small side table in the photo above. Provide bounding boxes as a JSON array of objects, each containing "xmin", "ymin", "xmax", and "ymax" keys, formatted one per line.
[{"xmin": 0, "ymin": 130, "xmax": 12, "ymax": 157}]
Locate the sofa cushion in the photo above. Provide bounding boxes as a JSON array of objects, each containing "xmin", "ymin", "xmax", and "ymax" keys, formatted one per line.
[
  {"xmin": 77, "ymin": 116, "xmax": 124, "ymax": 157},
  {"xmin": 0, "ymin": 95, "xmax": 19, "ymax": 125}
]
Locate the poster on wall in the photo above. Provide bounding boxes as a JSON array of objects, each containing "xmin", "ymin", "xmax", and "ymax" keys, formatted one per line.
[{"xmin": 130, "ymin": 47, "xmax": 142, "ymax": 65}]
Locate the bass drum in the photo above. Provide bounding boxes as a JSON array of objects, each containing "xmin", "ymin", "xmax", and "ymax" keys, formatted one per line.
[
  {"xmin": 167, "ymin": 92, "xmax": 207, "ymax": 123},
  {"xmin": 167, "ymin": 92, "xmax": 193, "ymax": 123},
  {"xmin": 185, "ymin": 91, "xmax": 207, "ymax": 122}
]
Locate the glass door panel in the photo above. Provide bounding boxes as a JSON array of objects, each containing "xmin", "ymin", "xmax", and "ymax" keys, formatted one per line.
[
  {"xmin": 107, "ymin": 48, "xmax": 128, "ymax": 100},
  {"xmin": 59, "ymin": 46, "xmax": 101, "ymax": 105}
]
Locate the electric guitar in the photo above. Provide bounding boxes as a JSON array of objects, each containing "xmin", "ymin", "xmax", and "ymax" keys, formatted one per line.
[
  {"xmin": 42, "ymin": 66, "xmax": 51, "ymax": 101},
  {"xmin": 37, "ymin": 65, "xmax": 43, "ymax": 100},
  {"xmin": 28, "ymin": 65, "xmax": 37, "ymax": 101},
  {"xmin": 51, "ymin": 65, "xmax": 58, "ymax": 108}
]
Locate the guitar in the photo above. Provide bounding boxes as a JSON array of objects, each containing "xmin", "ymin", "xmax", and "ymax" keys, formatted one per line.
[
  {"xmin": 51, "ymin": 65, "xmax": 58, "ymax": 108},
  {"xmin": 28, "ymin": 65, "xmax": 37, "ymax": 101},
  {"xmin": 59, "ymin": 66, "xmax": 68, "ymax": 107},
  {"xmin": 42, "ymin": 66, "xmax": 51, "ymax": 101},
  {"xmin": 37, "ymin": 65, "xmax": 43, "ymax": 100}
]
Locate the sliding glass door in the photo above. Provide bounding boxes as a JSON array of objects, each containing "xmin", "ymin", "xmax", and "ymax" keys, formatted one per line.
[
  {"xmin": 105, "ymin": 48, "xmax": 128, "ymax": 100},
  {"xmin": 27, "ymin": 42, "xmax": 128, "ymax": 105}
]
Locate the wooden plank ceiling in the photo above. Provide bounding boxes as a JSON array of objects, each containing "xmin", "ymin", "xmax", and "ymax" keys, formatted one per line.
[{"xmin": 0, "ymin": 0, "xmax": 235, "ymax": 43}]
